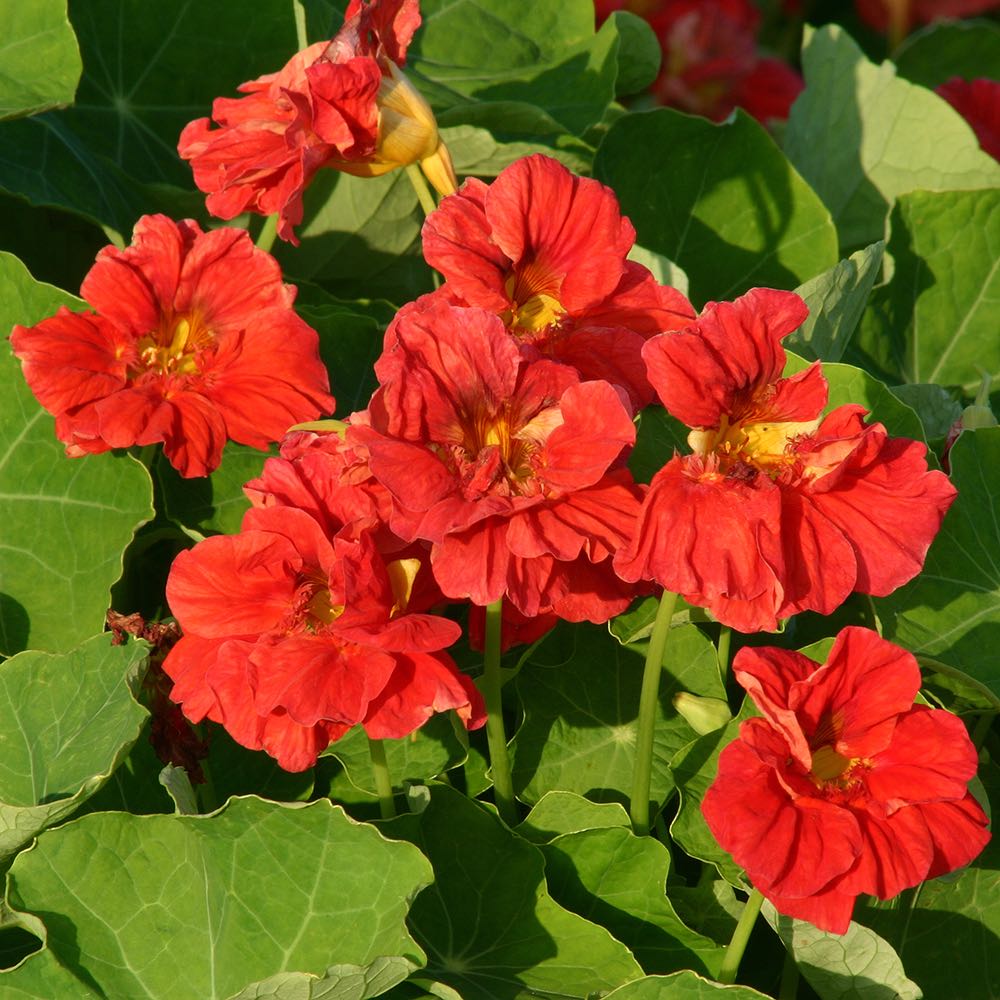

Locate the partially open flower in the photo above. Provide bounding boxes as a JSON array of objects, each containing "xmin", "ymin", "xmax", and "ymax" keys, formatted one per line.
[{"xmin": 179, "ymin": 0, "xmax": 456, "ymax": 244}]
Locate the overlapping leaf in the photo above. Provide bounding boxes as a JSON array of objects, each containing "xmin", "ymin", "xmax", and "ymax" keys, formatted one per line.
[
  {"xmin": 0, "ymin": 252, "xmax": 154, "ymax": 655},
  {"xmin": 510, "ymin": 621, "xmax": 725, "ymax": 810},
  {"xmin": 895, "ymin": 19, "xmax": 1000, "ymax": 89},
  {"xmin": 594, "ymin": 107, "xmax": 839, "ymax": 307},
  {"xmin": 1, "ymin": 797, "xmax": 431, "ymax": 999},
  {"xmin": 382, "ymin": 784, "xmax": 642, "ymax": 999},
  {"xmin": 0, "ymin": 1, "xmax": 81, "ymax": 121},
  {"xmin": 785, "ymin": 25, "xmax": 1000, "ymax": 250},
  {"xmin": 0, "ymin": 634, "xmax": 149, "ymax": 860}
]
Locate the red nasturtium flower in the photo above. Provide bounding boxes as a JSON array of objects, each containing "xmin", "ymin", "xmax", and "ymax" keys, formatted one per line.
[
  {"xmin": 936, "ymin": 77, "xmax": 1000, "ymax": 162},
  {"xmin": 9, "ymin": 215, "xmax": 333, "ymax": 478},
  {"xmin": 178, "ymin": 0, "xmax": 456, "ymax": 244},
  {"xmin": 163, "ymin": 500, "xmax": 484, "ymax": 772},
  {"xmin": 702, "ymin": 627, "xmax": 990, "ymax": 934},
  {"xmin": 349, "ymin": 295, "xmax": 646, "ymax": 622},
  {"xmin": 420, "ymin": 154, "xmax": 695, "ymax": 410},
  {"xmin": 614, "ymin": 288, "xmax": 957, "ymax": 632}
]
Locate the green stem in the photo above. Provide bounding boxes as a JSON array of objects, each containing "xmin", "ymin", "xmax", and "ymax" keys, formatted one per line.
[
  {"xmin": 255, "ymin": 213, "xmax": 279, "ymax": 254},
  {"xmin": 368, "ymin": 737, "xmax": 397, "ymax": 819},
  {"xmin": 481, "ymin": 598, "xmax": 518, "ymax": 826},
  {"xmin": 917, "ymin": 655, "xmax": 1000, "ymax": 712},
  {"xmin": 717, "ymin": 887, "xmax": 764, "ymax": 985},
  {"xmin": 778, "ymin": 949, "xmax": 799, "ymax": 1000},
  {"xmin": 717, "ymin": 625, "xmax": 732, "ymax": 682},
  {"xmin": 630, "ymin": 589, "xmax": 678, "ymax": 836},
  {"xmin": 292, "ymin": 0, "xmax": 309, "ymax": 50},
  {"xmin": 406, "ymin": 163, "xmax": 438, "ymax": 217}
]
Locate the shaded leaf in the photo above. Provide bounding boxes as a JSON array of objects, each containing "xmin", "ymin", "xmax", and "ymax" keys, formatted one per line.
[
  {"xmin": 0, "ymin": 2, "xmax": 81, "ymax": 121},
  {"xmin": 443, "ymin": 125, "xmax": 592, "ymax": 179},
  {"xmin": 763, "ymin": 902, "xmax": 921, "ymax": 1000},
  {"xmin": 607, "ymin": 11, "xmax": 660, "ymax": 97},
  {"xmin": 852, "ymin": 189, "xmax": 1000, "ymax": 393},
  {"xmin": 788, "ymin": 242, "xmax": 884, "ymax": 363},
  {"xmin": 2, "ymin": 797, "xmax": 431, "ymax": 999},
  {"xmin": 0, "ymin": 252, "xmax": 155, "ymax": 654},
  {"xmin": 879, "ymin": 427, "xmax": 1000, "ymax": 703},
  {"xmin": 510, "ymin": 621, "xmax": 725, "ymax": 812},
  {"xmin": 228, "ymin": 957, "xmax": 417, "ymax": 1000},
  {"xmin": 889, "ymin": 385, "xmax": 962, "ymax": 445},
  {"xmin": 601, "ymin": 971, "xmax": 773, "ymax": 998},
  {"xmin": 784, "ymin": 25, "xmax": 1000, "ymax": 250},
  {"xmin": 895, "ymin": 19, "xmax": 1000, "ymax": 90},
  {"xmin": 517, "ymin": 791, "xmax": 630, "ymax": 844},
  {"xmin": 542, "ymin": 826, "xmax": 725, "ymax": 976},
  {"xmin": 0, "ymin": 634, "xmax": 149, "ymax": 861},
  {"xmin": 627, "ymin": 245, "xmax": 690, "ymax": 300},
  {"xmin": 382, "ymin": 784, "xmax": 642, "ymax": 1000},
  {"xmin": 594, "ymin": 107, "xmax": 838, "ymax": 307}
]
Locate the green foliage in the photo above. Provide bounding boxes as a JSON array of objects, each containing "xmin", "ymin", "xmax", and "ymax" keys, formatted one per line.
[
  {"xmin": 0, "ymin": 1, "xmax": 81, "ymax": 120},
  {"xmin": 510, "ymin": 621, "xmax": 724, "ymax": 809},
  {"xmin": 601, "ymin": 972, "xmax": 774, "ymax": 998},
  {"xmin": 594, "ymin": 108, "xmax": 838, "ymax": 307},
  {"xmin": 853, "ymin": 189, "xmax": 1000, "ymax": 393},
  {"xmin": 0, "ymin": 253, "xmax": 154, "ymax": 655},
  {"xmin": 0, "ymin": 634, "xmax": 149, "ymax": 860},
  {"xmin": 382, "ymin": 784, "xmax": 643, "ymax": 999},
  {"xmin": 1, "ymin": 797, "xmax": 431, "ymax": 998},
  {"xmin": 879, "ymin": 427, "xmax": 1000, "ymax": 703},
  {"xmin": 785, "ymin": 25, "xmax": 1000, "ymax": 251},
  {"xmin": 894, "ymin": 19, "xmax": 1000, "ymax": 90}
]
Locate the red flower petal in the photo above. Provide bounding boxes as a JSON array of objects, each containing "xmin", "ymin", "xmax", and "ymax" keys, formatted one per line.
[{"xmin": 936, "ymin": 77, "xmax": 1000, "ymax": 161}]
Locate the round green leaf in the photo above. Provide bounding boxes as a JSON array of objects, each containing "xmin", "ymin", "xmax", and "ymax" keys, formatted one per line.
[
  {"xmin": 2, "ymin": 797, "xmax": 432, "ymax": 999},
  {"xmin": 511, "ymin": 621, "xmax": 725, "ymax": 810},
  {"xmin": 0, "ymin": 634, "xmax": 149, "ymax": 861},
  {"xmin": 601, "ymin": 971, "xmax": 773, "ymax": 998},
  {"xmin": 382, "ymin": 784, "xmax": 642, "ymax": 1000},
  {"xmin": 895, "ymin": 19, "xmax": 1000, "ymax": 90},
  {"xmin": 517, "ymin": 791, "xmax": 630, "ymax": 844},
  {"xmin": 0, "ymin": 252, "xmax": 154, "ymax": 654},
  {"xmin": 594, "ymin": 107, "xmax": 838, "ymax": 307}
]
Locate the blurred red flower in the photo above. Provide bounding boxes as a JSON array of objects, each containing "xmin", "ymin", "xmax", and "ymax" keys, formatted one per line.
[
  {"xmin": 179, "ymin": 0, "xmax": 455, "ymax": 244},
  {"xmin": 856, "ymin": 0, "xmax": 1000, "ymax": 34},
  {"xmin": 936, "ymin": 77, "xmax": 1000, "ymax": 161},
  {"xmin": 420, "ymin": 154, "xmax": 695, "ymax": 411},
  {"xmin": 614, "ymin": 288, "xmax": 956, "ymax": 632},
  {"xmin": 703, "ymin": 627, "xmax": 990, "ymax": 933},
  {"xmin": 351, "ymin": 296, "xmax": 646, "ymax": 622},
  {"xmin": 164, "ymin": 501, "xmax": 484, "ymax": 772},
  {"xmin": 595, "ymin": 0, "xmax": 802, "ymax": 123},
  {"xmin": 9, "ymin": 215, "xmax": 333, "ymax": 478}
]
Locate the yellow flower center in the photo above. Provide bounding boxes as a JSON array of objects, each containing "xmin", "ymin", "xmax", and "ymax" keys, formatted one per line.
[
  {"xmin": 688, "ymin": 414, "xmax": 820, "ymax": 479},
  {"xmin": 136, "ymin": 313, "xmax": 213, "ymax": 376},
  {"xmin": 503, "ymin": 261, "xmax": 565, "ymax": 334}
]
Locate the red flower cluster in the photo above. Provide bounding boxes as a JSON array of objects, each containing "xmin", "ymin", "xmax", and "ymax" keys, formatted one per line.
[
  {"xmin": 163, "ymin": 429, "xmax": 484, "ymax": 771},
  {"xmin": 179, "ymin": 0, "xmax": 456, "ymax": 244},
  {"xmin": 595, "ymin": 0, "xmax": 803, "ymax": 123},
  {"xmin": 936, "ymin": 77, "xmax": 1000, "ymax": 161},
  {"xmin": 9, "ymin": 215, "xmax": 333, "ymax": 477},
  {"xmin": 615, "ymin": 288, "xmax": 957, "ymax": 632},
  {"xmin": 421, "ymin": 154, "xmax": 696, "ymax": 410},
  {"xmin": 703, "ymin": 627, "xmax": 990, "ymax": 933},
  {"xmin": 351, "ymin": 294, "xmax": 646, "ymax": 622}
]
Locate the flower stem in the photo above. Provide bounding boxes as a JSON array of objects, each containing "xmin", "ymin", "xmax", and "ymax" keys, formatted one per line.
[
  {"xmin": 367, "ymin": 736, "xmax": 397, "ymax": 819},
  {"xmin": 718, "ymin": 887, "xmax": 765, "ymax": 985},
  {"xmin": 292, "ymin": 0, "xmax": 309, "ymax": 50},
  {"xmin": 630, "ymin": 589, "xmax": 678, "ymax": 836},
  {"xmin": 481, "ymin": 598, "xmax": 518, "ymax": 826},
  {"xmin": 717, "ymin": 625, "xmax": 732, "ymax": 681},
  {"xmin": 255, "ymin": 213, "xmax": 279, "ymax": 254},
  {"xmin": 406, "ymin": 163, "xmax": 438, "ymax": 218}
]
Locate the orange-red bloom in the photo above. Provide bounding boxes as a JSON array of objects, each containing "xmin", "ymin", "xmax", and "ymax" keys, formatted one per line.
[
  {"xmin": 179, "ymin": 0, "xmax": 455, "ymax": 244},
  {"xmin": 703, "ymin": 627, "xmax": 990, "ymax": 934},
  {"xmin": 9, "ymin": 215, "xmax": 333, "ymax": 478},
  {"xmin": 614, "ymin": 288, "xmax": 957, "ymax": 632},
  {"xmin": 351, "ymin": 296, "xmax": 646, "ymax": 622},
  {"xmin": 164, "ymin": 499, "xmax": 484, "ymax": 772},
  {"xmin": 421, "ymin": 154, "xmax": 695, "ymax": 410},
  {"xmin": 936, "ymin": 77, "xmax": 1000, "ymax": 161}
]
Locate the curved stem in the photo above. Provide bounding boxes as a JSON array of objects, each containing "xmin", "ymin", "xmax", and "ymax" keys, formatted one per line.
[
  {"xmin": 406, "ymin": 163, "xmax": 438, "ymax": 218},
  {"xmin": 481, "ymin": 598, "xmax": 518, "ymax": 826},
  {"xmin": 367, "ymin": 736, "xmax": 397, "ymax": 819},
  {"xmin": 255, "ymin": 213, "xmax": 279, "ymax": 254},
  {"xmin": 292, "ymin": 0, "xmax": 309, "ymax": 50},
  {"xmin": 717, "ymin": 625, "xmax": 732, "ymax": 682},
  {"xmin": 629, "ymin": 589, "xmax": 677, "ymax": 836},
  {"xmin": 718, "ymin": 887, "xmax": 765, "ymax": 985}
]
